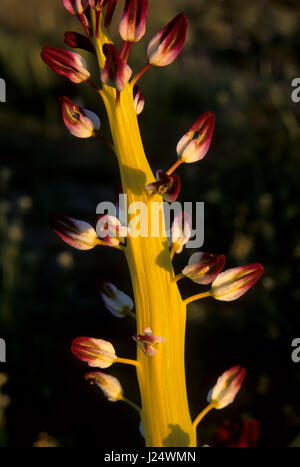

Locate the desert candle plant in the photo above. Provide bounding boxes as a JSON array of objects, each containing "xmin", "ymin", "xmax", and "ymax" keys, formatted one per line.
[{"xmin": 42, "ymin": 0, "xmax": 264, "ymax": 447}]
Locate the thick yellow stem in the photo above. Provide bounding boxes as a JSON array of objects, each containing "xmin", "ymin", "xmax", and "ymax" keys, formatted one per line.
[{"xmin": 91, "ymin": 10, "xmax": 197, "ymax": 447}]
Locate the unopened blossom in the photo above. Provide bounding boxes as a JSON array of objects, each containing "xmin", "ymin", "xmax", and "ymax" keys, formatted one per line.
[
  {"xmin": 177, "ymin": 111, "xmax": 215, "ymax": 163},
  {"xmin": 105, "ymin": 0, "xmax": 119, "ymax": 26},
  {"xmin": 119, "ymin": 0, "xmax": 148, "ymax": 43},
  {"xmin": 50, "ymin": 213, "xmax": 98, "ymax": 250},
  {"xmin": 133, "ymin": 86, "xmax": 145, "ymax": 115},
  {"xmin": 147, "ymin": 13, "xmax": 188, "ymax": 67},
  {"xmin": 182, "ymin": 252, "xmax": 226, "ymax": 285},
  {"xmin": 210, "ymin": 263, "xmax": 264, "ymax": 302},
  {"xmin": 208, "ymin": 365, "xmax": 246, "ymax": 409},
  {"xmin": 133, "ymin": 327, "xmax": 165, "ymax": 356},
  {"xmin": 62, "ymin": 0, "xmax": 89, "ymax": 15},
  {"xmin": 100, "ymin": 281, "xmax": 134, "ymax": 318},
  {"xmin": 41, "ymin": 47, "xmax": 90, "ymax": 83},
  {"xmin": 71, "ymin": 337, "xmax": 117, "ymax": 368},
  {"xmin": 146, "ymin": 170, "xmax": 181, "ymax": 202},
  {"xmin": 101, "ymin": 44, "xmax": 132, "ymax": 91},
  {"xmin": 171, "ymin": 211, "xmax": 192, "ymax": 254},
  {"xmin": 96, "ymin": 214, "xmax": 128, "ymax": 246},
  {"xmin": 59, "ymin": 96, "xmax": 100, "ymax": 138},
  {"xmin": 64, "ymin": 31, "xmax": 96, "ymax": 55},
  {"xmin": 62, "ymin": 1, "xmax": 91, "ymax": 36},
  {"xmin": 85, "ymin": 371, "xmax": 123, "ymax": 401}
]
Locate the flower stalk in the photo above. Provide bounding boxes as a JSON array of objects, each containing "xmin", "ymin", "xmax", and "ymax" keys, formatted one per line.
[{"xmin": 43, "ymin": 2, "xmax": 264, "ymax": 448}]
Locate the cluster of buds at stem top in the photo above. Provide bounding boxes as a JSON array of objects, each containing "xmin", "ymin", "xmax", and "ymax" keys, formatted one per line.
[
  {"xmin": 41, "ymin": 47, "xmax": 90, "ymax": 83},
  {"xmin": 85, "ymin": 371, "xmax": 123, "ymax": 402},
  {"xmin": 210, "ymin": 263, "xmax": 264, "ymax": 302},
  {"xmin": 99, "ymin": 280, "xmax": 134, "ymax": 318},
  {"xmin": 177, "ymin": 111, "xmax": 215, "ymax": 164},
  {"xmin": 119, "ymin": 0, "xmax": 148, "ymax": 43},
  {"xmin": 147, "ymin": 13, "xmax": 188, "ymax": 67},
  {"xmin": 101, "ymin": 44, "xmax": 132, "ymax": 91},
  {"xmin": 170, "ymin": 211, "xmax": 192, "ymax": 255},
  {"xmin": 133, "ymin": 327, "xmax": 165, "ymax": 357},
  {"xmin": 146, "ymin": 170, "xmax": 181, "ymax": 202},
  {"xmin": 72, "ymin": 337, "xmax": 117, "ymax": 368},
  {"xmin": 182, "ymin": 252, "xmax": 226, "ymax": 285},
  {"xmin": 59, "ymin": 96, "xmax": 100, "ymax": 138},
  {"xmin": 208, "ymin": 366, "xmax": 246, "ymax": 409}
]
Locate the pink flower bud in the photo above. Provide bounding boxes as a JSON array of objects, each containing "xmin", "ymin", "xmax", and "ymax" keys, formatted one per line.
[
  {"xmin": 101, "ymin": 43, "xmax": 132, "ymax": 91},
  {"xmin": 50, "ymin": 213, "xmax": 98, "ymax": 250},
  {"xmin": 62, "ymin": 0, "xmax": 89, "ymax": 15},
  {"xmin": 171, "ymin": 211, "xmax": 192, "ymax": 254},
  {"xmin": 208, "ymin": 365, "xmax": 246, "ymax": 409},
  {"xmin": 64, "ymin": 31, "xmax": 96, "ymax": 55},
  {"xmin": 100, "ymin": 281, "xmax": 134, "ymax": 318},
  {"xmin": 96, "ymin": 214, "xmax": 128, "ymax": 246},
  {"xmin": 146, "ymin": 170, "xmax": 181, "ymax": 202},
  {"xmin": 85, "ymin": 371, "xmax": 123, "ymax": 401},
  {"xmin": 71, "ymin": 337, "xmax": 117, "ymax": 368},
  {"xmin": 182, "ymin": 252, "xmax": 226, "ymax": 285},
  {"xmin": 133, "ymin": 86, "xmax": 145, "ymax": 115},
  {"xmin": 133, "ymin": 327, "xmax": 165, "ymax": 357},
  {"xmin": 41, "ymin": 47, "xmax": 90, "ymax": 83},
  {"xmin": 177, "ymin": 111, "xmax": 215, "ymax": 163},
  {"xmin": 211, "ymin": 263, "xmax": 264, "ymax": 302},
  {"xmin": 119, "ymin": 0, "xmax": 148, "ymax": 43},
  {"xmin": 59, "ymin": 96, "xmax": 100, "ymax": 138},
  {"xmin": 147, "ymin": 13, "xmax": 188, "ymax": 67}
]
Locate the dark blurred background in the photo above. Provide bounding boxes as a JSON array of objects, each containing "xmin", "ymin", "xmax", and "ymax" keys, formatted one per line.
[{"xmin": 0, "ymin": 0, "xmax": 300, "ymax": 447}]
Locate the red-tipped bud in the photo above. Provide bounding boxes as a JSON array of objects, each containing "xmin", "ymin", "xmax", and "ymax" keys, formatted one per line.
[
  {"xmin": 50, "ymin": 213, "xmax": 98, "ymax": 250},
  {"xmin": 147, "ymin": 13, "xmax": 188, "ymax": 67},
  {"xmin": 171, "ymin": 211, "xmax": 192, "ymax": 254},
  {"xmin": 85, "ymin": 371, "xmax": 123, "ymax": 401},
  {"xmin": 133, "ymin": 86, "xmax": 145, "ymax": 115},
  {"xmin": 41, "ymin": 47, "xmax": 90, "ymax": 83},
  {"xmin": 62, "ymin": 0, "xmax": 89, "ymax": 15},
  {"xmin": 59, "ymin": 96, "xmax": 100, "ymax": 138},
  {"xmin": 211, "ymin": 263, "xmax": 264, "ymax": 302},
  {"xmin": 99, "ymin": 281, "xmax": 134, "ymax": 318},
  {"xmin": 119, "ymin": 0, "xmax": 148, "ymax": 43},
  {"xmin": 133, "ymin": 327, "xmax": 165, "ymax": 357},
  {"xmin": 101, "ymin": 44, "xmax": 132, "ymax": 91},
  {"xmin": 208, "ymin": 366, "xmax": 246, "ymax": 409},
  {"xmin": 64, "ymin": 31, "xmax": 96, "ymax": 55},
  {"xmin": 146, "ymin": 170, "xmax": 181, "ymax": 202},
  {"xmin": 182, "ymin": 252, "xmax": 226, "ymax": 285},
  {"xmin": 177, "ymin": 111, "xmax": 215, "ymax": 163},
  {"xmin": 105, "ymin": 0, "xmax": 119, "ymax": 26},
  {"xmin": 72, "ymin": 337, "xmax": 117, "ymax": 368}
]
